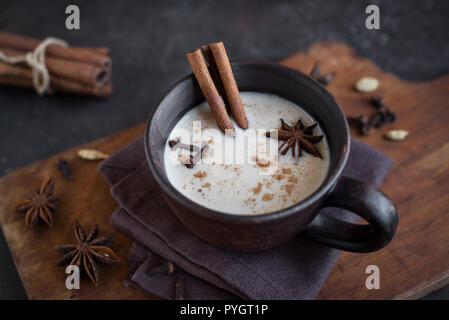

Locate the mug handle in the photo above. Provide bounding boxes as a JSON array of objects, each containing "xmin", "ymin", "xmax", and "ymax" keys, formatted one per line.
[{"xmin": 303, "ymin": 176, "xmax": 398, "ymax": 252}]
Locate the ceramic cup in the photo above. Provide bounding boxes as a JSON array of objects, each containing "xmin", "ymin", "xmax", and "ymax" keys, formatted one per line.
[{"xmin": 145, "ymin": 61, "xmax": 398, "ymax": 252}]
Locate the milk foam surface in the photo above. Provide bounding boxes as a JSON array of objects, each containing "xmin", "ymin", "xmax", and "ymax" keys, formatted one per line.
[{"xmin": 163, "ymin": 92, "xmax": 330, "ymax": 215}]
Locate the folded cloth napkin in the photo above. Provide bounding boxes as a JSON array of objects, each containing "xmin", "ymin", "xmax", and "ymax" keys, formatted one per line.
[{"xmin": 99, "ymin": 135, "xmax": 393, "ymax": 300}]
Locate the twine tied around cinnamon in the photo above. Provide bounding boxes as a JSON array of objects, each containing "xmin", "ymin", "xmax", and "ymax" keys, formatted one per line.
[{"xmin": 0, "ymin": 37, "xmax": 68, "ymax": 95}]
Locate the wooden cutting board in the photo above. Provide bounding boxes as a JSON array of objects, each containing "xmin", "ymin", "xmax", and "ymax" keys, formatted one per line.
[{"xmin": 1, "ymin": 41, "xmax": 448, "ymax": 300}]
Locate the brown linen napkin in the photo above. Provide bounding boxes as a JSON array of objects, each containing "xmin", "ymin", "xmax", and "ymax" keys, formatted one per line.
[{"xmin": 100, "ymin": 135, "xmax": 393, "ymax": 299}]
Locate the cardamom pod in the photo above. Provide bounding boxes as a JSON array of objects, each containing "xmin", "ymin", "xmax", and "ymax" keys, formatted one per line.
[
  {"xmin": 77, "ymin": 149, "xmax": 109, "ymax": 160},
  {"xmin": 355, "ymin": 77, "xmax": 379, "ymax": 93},
  {"xmin": 385, "ymin": 130, "xmax": 409, "ymax": 141}
]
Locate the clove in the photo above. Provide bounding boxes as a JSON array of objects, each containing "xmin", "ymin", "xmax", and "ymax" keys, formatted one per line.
[
  {"xmin": 309, "ymin": 61, "xmax": 321, "ymax": 78},
  {"xmin": 369, "ymin": 110, "xmax": 387, "ymax": 128},
  {"xmin": 316, "ymin": 72, "xmax": 336, "ymax": 86},
  {"xmin": 168, "ymin": 138, "xmax": 200, "ymax": 152},
  {"xmin": 347, "ymin": 115, "xmax": 370, "ymax": 135},
  {"xmin": 57, "ymin": 158, "xmax": 72, "ymax": 179},
  {"xmin": 371, "ymin": 96, "xmax": 396, "ymax": 126},
  {"xmin": 185, "ymin": 144, "xmax": 209, "ymax": 169}
]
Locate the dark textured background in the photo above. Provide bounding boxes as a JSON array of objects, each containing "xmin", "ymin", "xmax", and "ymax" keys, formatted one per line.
[{"xmin": 0, "ymin": 0, "xmax": 448, "ymax": 300}]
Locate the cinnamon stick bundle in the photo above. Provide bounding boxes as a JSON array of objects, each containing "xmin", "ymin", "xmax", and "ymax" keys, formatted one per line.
[
  {"xmin": 0, "ymin": 31, "xmax": 112, "ymax": 97},
  {"xmin": 187, "ymin": 42, "xmax": 248, "ymax": 134}
]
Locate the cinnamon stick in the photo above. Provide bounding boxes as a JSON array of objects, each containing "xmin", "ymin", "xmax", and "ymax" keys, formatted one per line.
[
  {"xmin": 74, "ymin": 47, "xmax": 110, "ymax": 55},
  {"xmin": 209, "ymin": 42, "xmax": 248, "ymax": 129},
  {"xmin": 0, "ymin": 61, "xmax": 112, "ymax": 97},
  {"xmin": 187, "ymin": 49, "xmax": 235, "ymax": 134},
  {"xmin": 52, "ymin": 75, "xmax": 112, "ymax": 97},
  {"xmin": 0, "ymin": 47, "xmax": 109, "ymax": 87},
  {"xmin": 200, "ymin": 45, "xmax": 229, "ymax": 108},
  {"xmin": 0, "ymin": 31, "xmax": 110, "ymax": 68},
  {"xmin": 187, "ymin": 42, "xmax": 248, "ymax": 133}
]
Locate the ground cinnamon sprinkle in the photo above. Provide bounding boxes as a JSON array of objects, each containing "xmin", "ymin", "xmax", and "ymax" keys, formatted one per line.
[
  {"xmin": 252, "ymin": 182, "xmax": 263, "ymax": 195},
  {"xmin": 288, "ymin": 176, "xmax": 298, "ymax": 183},
  {"xmin": 285, "ymin": 184, "xmax": 294, "ymax": 195},
  {"xmin": 281, "ymin": 196, "xmax": 288, "ymax": 204},
  {"xmin": 274, "ymin": 173, "xmax": 285, "ymax": 180},
  {"xmin": 282, "ymin": 168, "xmax": 292, "ymax": 175},
  {"xmin": 266, "ymin": 181, "xmax": 272, "ymax": 188},
  {"xmin": 262, "ymin": 193, "xmax": 274, "ymax": 201},
  {"xmin": 256, "ymin": 156, "xmax": 270, "ymax": 168},
  {"xmin": 245, "ymin": 197, "xmax": 256, "ymax": 205},
  {"xmin": 202, "ymin": 182, "xmax": 211, "ymax": 188},
  {"xmin": 194, "ymin": 171, "xmax": 207, "ymax": 179}
]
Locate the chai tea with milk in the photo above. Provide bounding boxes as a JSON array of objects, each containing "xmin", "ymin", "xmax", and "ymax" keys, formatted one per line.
[{"xmin": 164, "ymin": 92, "xmax": 330, "ymax": 215}]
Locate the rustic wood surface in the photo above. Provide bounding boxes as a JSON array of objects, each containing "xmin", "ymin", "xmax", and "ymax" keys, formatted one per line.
[{"xmin": 0, "ymin": 41, "xmax": 448, "ymax": 300}]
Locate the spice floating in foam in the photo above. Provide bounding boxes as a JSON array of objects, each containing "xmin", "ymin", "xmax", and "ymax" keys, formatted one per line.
[
  {"xmin": 168, "ymin": 137, "xmax": 209, "ymax": 169},
  {"xmin": 266, "ymin": 118, "xmax": 324, "ymax": 159}
]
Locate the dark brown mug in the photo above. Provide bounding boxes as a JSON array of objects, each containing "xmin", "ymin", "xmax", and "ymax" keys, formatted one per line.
[{"xmin": 145, "ymin": 61, "xmax": 398, "ymax": 252}]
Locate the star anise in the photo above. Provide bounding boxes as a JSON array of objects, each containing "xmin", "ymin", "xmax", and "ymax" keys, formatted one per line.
[
  {"xmin": 57, "ymin": 221, "xmax": 119, "ymax": 285},
  {"xmin": 267, "ymin": 118, "xmax": 324, "ymax": 159},
  {"xmin": 14, "ymin": 177, "xmax": 57, "ymax": 228}
]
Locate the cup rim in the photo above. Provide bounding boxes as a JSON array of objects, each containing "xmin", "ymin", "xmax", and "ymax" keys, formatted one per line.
[{"xmin": 144, "ymin": 60, "xmax": 350, "ymax": 224}]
